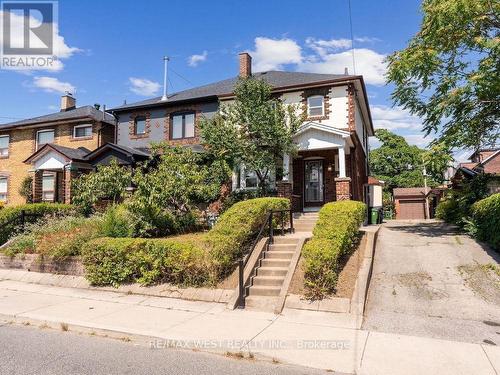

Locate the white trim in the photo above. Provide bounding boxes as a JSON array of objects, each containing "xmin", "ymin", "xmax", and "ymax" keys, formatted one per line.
[
  {"xmin": 294, "ymin": 122, "xmax": 351, "ymax": 138},
  {"xmin": 73, "ymin": 124, "xmax": 93, "ymax": 139},
  {"xmin": 36, "ymin": 129, "xmax": 55, "ymax": 150},
  {"xmin": 307, "ymin": 95, "xmax": 324, "ymax": 117}
]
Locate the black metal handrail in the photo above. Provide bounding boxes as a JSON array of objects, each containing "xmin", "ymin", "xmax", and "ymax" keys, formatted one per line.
[
  {"xmin": 236, "ymin": 209, "xmax": 294, "ymax": 308},
  {"xmin": 1, "ymin": 210, "xmax": 43, "ymax": 229}
]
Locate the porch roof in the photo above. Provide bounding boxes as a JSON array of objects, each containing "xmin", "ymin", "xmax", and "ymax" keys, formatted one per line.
[{"xmin": 293, "ymin": 122, "xmax": 353, "ymax": 151}]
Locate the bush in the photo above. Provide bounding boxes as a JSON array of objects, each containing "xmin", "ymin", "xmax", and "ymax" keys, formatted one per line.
[
  {"xmin": 82, "ymin": 235, "xmax": 210, "ymax": 287},
  {"xmin": 471, "ymin": 193, "xmax": 500, "ymax": 249},
  {"xmin": 3, "ymin": 215, "xmax": 103, "ymax": 259},
  {"xmin": 435, "ymin": 198, "xmax": 462, "ymax": 224},
  {"xmin": 100, "ymin": 205, "xmax": 135, "ymax": 238},
  {"xmin": 206, "ymin": 197, "xmax": 290, "ymax": 278},
  {"xmin": 19, "ymin": 176, "xmax": 33, "ymax": 203},
  {"xmin": 302, "ymin": 201, "xmax": 366, "ymax": 299},
  {"xmin": 0, "ymin": 203, "xmax": 74, "ymax": 245}
]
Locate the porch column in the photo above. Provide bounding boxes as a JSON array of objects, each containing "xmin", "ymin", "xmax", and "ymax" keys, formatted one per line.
[
  {"xmin": 335, "ymin": 146, "xmax": 351, "ymax": 200},
  {"xmin": 338, "ymin": 146, "xmax": 346, "ymax": 178}
]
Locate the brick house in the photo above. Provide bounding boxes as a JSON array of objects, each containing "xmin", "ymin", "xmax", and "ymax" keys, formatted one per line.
[
  {"xmin": 0, "ymin": 94, "xmax": 115, "ymax": 205},
  {"xmin": 110, "ymin": 53, "xmax": 374, "ymax": 211},
  {"xmin": 452, "ymin": 148, "xmax": 500, "ymax": 194}
]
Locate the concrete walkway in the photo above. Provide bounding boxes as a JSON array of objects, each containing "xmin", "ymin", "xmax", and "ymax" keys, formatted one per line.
[
  {"xmin": 1, "ymin": 271, "xmax": 499, "ymax": 374},
  {"xmin": 363, "ymin": 220, "xmax": 500, "ymax": 345}
]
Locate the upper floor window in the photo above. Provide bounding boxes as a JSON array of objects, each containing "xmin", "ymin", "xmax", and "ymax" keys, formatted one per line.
[
  {"xmin": 73, "ymin": 124, "xmax": 92, "ymax": 139},
  {"xmin": 42, "ymin": 173, "xmax": 55, "ymax": 202},
  {"xmin": 171, "ymin": 112, "xmax": 195, "ymax": 139},
  {"xmin": 0, "ymin": 135, "xmax": 9, "ymax": 157},
  {"xmin": 134, "ymin": 116, "xmax": 146, "ymax": 135},
  {"xmin": 36, "ymin": 129, "xmax": 54, "ymax": 150},
  {"xmin": 307, "ymin": 95, "xmax": 324, "ymax": 117},
  {"xmin": 0, "ymin": 176, "xmax": 7, "ymax": 202}
]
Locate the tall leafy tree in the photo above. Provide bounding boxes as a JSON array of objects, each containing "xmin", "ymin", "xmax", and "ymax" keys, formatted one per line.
[
  {"xmin": 387, "ymin": 0, "xmax": 500, "ymax": 149},
  {"xmin": 200, "ymin": 77, "xmax": 305, "ymax": 191},
  {"xmin": 370, "ymin": 129, "xmax": 452, "ymax": 191}
]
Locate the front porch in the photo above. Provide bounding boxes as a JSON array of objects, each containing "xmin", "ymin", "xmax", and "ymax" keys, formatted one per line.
[{"xmin": 278, "ymin": 122, "xmax": 366, "ymax": 212}]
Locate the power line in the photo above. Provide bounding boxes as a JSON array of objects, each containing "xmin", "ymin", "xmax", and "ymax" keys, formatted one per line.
[
  {"xmin": 170, "ymin": 67, "xmax": 194, "ymax": 86},
  {"xmin": 348, "ymin": 0, "xmax": 356, "ymax": 75}
]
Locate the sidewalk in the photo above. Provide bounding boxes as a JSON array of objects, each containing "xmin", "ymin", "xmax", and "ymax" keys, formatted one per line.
[{"xmin": 1, "ymin": 270, "xmax": 499, "ymax": 375}]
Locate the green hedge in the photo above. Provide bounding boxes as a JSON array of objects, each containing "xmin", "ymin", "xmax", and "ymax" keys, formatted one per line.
[
  {"xmin": 302, "ymin": 200, "xmax": 366, "ymax": 298},
  {"xmin": 435, "ymin": 198, "xmax": 462, "ymax": 224},
  {"xmin": 206, "ymin": 197, "xmax": 290, "ymax": 278},
  {"xmin": 82, "ymin": 197, "xmax": 290, "ymax": 286},
  {"xmin": 82, "ymin": 235, "xmax": 209, "ymax": 287},
  {"xmin": 0, "ymin": 203, "xmax": 74, "ymax": 245},
  {"xmin": 471, "ymin": 193, "xmax": 500, "ymax": 250}
]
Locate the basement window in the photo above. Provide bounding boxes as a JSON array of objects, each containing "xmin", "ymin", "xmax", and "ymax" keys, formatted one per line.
[{"xmin": 307, "ymin": 95, "xmax": 324, "ymax": 117}]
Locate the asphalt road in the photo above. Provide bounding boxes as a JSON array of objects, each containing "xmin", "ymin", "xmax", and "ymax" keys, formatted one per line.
[{"xmin": 0, "ymin": 323, "xmax": 327, "ymax": 375}]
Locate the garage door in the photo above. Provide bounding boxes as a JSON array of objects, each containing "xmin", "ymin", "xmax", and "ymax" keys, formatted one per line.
[{"xmin": 398, "ymin": 199, "xmax": 426, "ymax": 219}]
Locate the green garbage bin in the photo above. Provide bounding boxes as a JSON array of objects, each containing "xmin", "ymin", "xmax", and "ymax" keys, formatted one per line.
[{"xmin": 370, "ymin": 208, "xmax": 379, "ymax": 225}]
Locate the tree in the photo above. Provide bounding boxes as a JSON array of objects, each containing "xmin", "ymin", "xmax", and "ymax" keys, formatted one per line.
[
  {"xmin": 19, "ymin": 176, "xmax": 33, "ymax": 203},
  {"xmin": 72, "ymin": 159, "xmax": 132, "ymax": 214},
  {"xmin": 200, "ymin": 77, "xmax": 305, "ymax": 192},
  {"xmin": 369, "ymin": 129, "xmax": 452, "ymax": 191},
  {"xmin": 386, "ymin": 0, "xmax": 500, "ymax": 149}
]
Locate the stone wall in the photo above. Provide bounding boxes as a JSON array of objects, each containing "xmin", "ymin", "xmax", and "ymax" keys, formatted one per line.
[{"xmin": 0, "ymin": 254, "xmax": 84, "ymax": 275}]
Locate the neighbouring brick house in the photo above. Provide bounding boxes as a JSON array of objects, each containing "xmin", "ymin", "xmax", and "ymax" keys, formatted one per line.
[
  {"xmin": 110, "ymin": 52, "xmax": 374, "ymax": 211},
  {"xmin": 0, "ymin": 94, "xmax": 116, "ymax": 205},
  {"xmin": 452, "ymin": 148, "xmax": 500, "ymax": 194}
]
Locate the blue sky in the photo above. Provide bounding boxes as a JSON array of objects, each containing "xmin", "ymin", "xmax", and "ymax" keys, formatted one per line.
[{"xmin": 1, "ymin": 0, "xmax": 455, "ymax": 155}]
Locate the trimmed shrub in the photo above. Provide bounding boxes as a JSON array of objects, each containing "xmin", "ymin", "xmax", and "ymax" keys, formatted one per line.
[
  {"xmin": 206, "ymin": 197, "xmax": 290, "ymax": 278},
  {"xmin": 82, "ymin": 234, "xmax": 210, "ymax": 287},
  {"xmin": 0, "ymin": 203, "xmax": 74, "ymax": 245},
  {"xmin": 471, "ymin": 193, "xmax": 500, "ymax": 249},
  {"xmin": 302, "ymin": 200, "xmax": 366, "ymax": 299},
  {"xmin": 100, "ymin": 205, "xmax": 135, "ymax": 238}
]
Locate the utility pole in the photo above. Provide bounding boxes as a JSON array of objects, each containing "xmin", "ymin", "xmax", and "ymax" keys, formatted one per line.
[
  {"xmin": 161, "ymin": 56, "xmax": 169, "ymax": 101},
  {"xmin": 422, "ymin": 155, "xmax": 430, "ymax": 219}
]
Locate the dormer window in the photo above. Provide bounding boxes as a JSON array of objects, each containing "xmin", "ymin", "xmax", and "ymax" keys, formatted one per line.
[
  {"xmin": 307, "ymin": 95, "xmax": 324, "ymax": 117},
  {"xmin": 134, "ymin": 116, "xmax": 146, "ymax": 135}
]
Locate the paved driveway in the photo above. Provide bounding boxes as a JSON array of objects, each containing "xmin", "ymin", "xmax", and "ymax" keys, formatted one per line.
[{"xmin": 363, "ymin": 220, "xmax": 500, "ymax": 345}]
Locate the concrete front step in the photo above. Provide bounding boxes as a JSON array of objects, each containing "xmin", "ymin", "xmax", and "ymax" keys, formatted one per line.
[
  {"xmin": 257, "ymin": 267, "xmax": 288, "ymax": 277},
  {"xmin": 261, "ymin": 258, "xmax": 291, "ymax": 268},
  {"xmin": 248, "ymin": 285, "xmax": 281, "ymax": 296},
  {"xmin": 294, "ymin": 223, "xmax": 315, "ymax": 232},
  {"xmin": 252, "ymin": 275, "xmax": 285, "ymax": 286},
  {"xmin": 244, "ymin": 296, "xmax": 279, "ymax": 311},
  {"xmin": 271, "ymin": 236, "xmax": 301, "ymax": 245},
  {"xmin": 265, "ymin": 250, "xmax": 294, "ymax": 259},
  {"xmin": 268, "ymin": 243, "xmax": 296, "ymax": 251}
]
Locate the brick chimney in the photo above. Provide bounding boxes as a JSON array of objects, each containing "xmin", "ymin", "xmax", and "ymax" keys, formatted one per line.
[
  {"xmin": 239, "ymin": 52, "xmax": 252, "ymax": 77},
  {"xmin": 60, "ymin": 92, "xmax": 76, "ymax": 112}
]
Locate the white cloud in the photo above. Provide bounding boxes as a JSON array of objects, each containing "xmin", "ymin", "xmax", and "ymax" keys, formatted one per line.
[
  {"xmin": 247, "ymin": 36, "xmax": 386, "ymax": 85},
  {"xmin": 405, "ymin": 134, "xmax": 434, "ymax": 147},
  {"xmin": 354, "ymin": 36, "xmax": 381, "ymax": 44},
  {"xmin": 129, "ymin": 77, "xmax": 161, "ymax": 96},
  {"xmin": 0, "ymin": 10, "xmax": 81, "ymax": 72},
  {"xmin": 371, "ymin": 105, "xmax": 423, "ymax": 130},
  {"xmin": 188, "ymin": 51, "xmax": 208, "ymax": 67},
  {"xmin": 300, "ymin": 48, "xmax": 387, "ymax": 85},
  {"xmin": 33, "ymin": 76, "xmax": 75, "ymax": 94},
  {"xmin": 249, "ymin": 37, "xmax": 302, "ymax": 71}
]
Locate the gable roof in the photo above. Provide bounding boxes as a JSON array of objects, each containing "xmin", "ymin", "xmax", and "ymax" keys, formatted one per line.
[
  {"xmin": 109, "ymin": 71, "xmax": 358, "ymax": 112},
  {"xmin": 24, "ymin": 143, "xmax": 90, "ymax": 163},
  {"xmin": 84, "ymin": 142, "xmax": 150, "ymax": 161},
  {"xmin": 0, "ymin": 106, "xmax": 116, "ymax": 130}
]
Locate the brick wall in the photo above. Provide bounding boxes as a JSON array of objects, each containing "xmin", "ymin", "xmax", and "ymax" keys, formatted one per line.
[
  {"xmin": 483, "ymin": 153, "xmax": 500, "ymax": 174},
  {"xmin": 0, "ymin": 121, "xmax": 106, "ymax": 206}
]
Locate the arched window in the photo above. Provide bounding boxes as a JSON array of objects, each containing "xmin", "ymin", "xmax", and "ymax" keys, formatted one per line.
[{"xmin": 307, "ymin": 95, "xmax": 324, "ymax": 117}]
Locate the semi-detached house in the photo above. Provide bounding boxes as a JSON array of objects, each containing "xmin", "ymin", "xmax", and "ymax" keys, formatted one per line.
[
  {"xmin": 110, "ymin": 53, "xmax": 375, "ymax": 211},
  {"xmin": 0, "ymin": 52, "xmax": 375, "ymax": 211}
]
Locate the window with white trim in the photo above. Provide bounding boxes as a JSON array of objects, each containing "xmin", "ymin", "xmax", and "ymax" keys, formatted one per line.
[
  {"xmin": 171, "ymin": 112, "xmax": 195, "ymax": 140},
  {"xmin": 42, "ymin": 173, "xmax": 55, "ymax": 202},
  {"xmin": 240, "ymin": 167, "xmax": 276, "ymax": 190},
  {"xmin": 307, "ymin": 95, "xmax": 324, "ymax": 117},
  {"xmin": 0, "ymin": 135, "xmax": 9, "ymax": 157},
  {"xmin": 36, "ymin": 129, "xmax": 55, "ymax": 150},
  {"xmin": 0, "ymin": 176, "xmax": 7, "ymax": 202},
  {"xmin": 73, "ymin": 124, "xmax": 92, "ymax": 138}
]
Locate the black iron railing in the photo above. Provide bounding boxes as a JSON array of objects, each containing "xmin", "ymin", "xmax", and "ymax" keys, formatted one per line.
[
  {"xmin": 1, "ymin": 210, "xmax": 43, "ymax": 229},
  {"xmin": 236, "ymin": 209, "xmax": 294, "ymax": 308}
]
